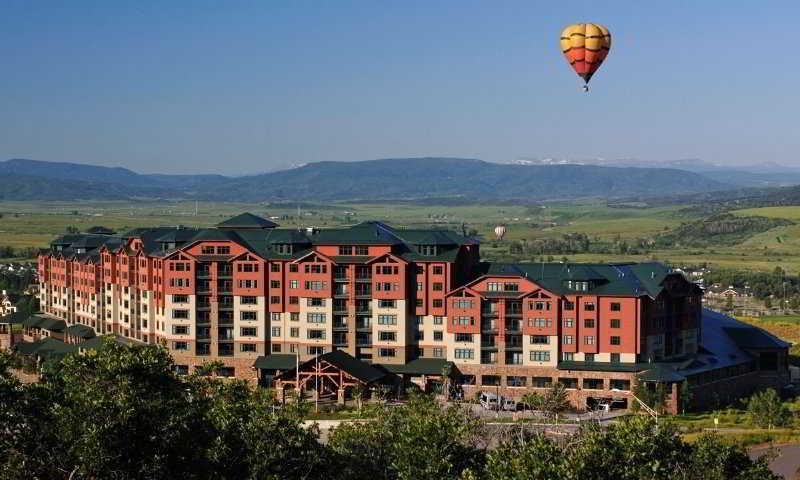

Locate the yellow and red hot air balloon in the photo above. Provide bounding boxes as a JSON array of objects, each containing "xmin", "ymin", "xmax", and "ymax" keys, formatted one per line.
[{"xmin": 560, "ymin": 23, "xmax": 611, "ymax": 92}]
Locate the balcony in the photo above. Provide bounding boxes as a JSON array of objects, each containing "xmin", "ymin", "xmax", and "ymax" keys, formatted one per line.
[
  {"xmin": 355, "ymin": 308, "xmax": 372, "ymax": 316},
  {"xmin": 217, "ymin": 267, "xmax": 233, "ymax": 278},
  {"xmin": 196, "ymin": 269, "xmax": 211, "ymax": 279},
  {"xmin": 356, "ymin": 320, "xmax": 371, "ymax": 330},
  {"xmin": 355, "ymin": 275, "xmax": 372, "ymax": 283},
  {"xmin": 480, "ymin": 341, "xmax": 497, "ymax": 350}
]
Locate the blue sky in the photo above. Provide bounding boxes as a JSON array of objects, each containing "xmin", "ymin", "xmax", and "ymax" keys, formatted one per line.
[{"xmin": 1, "ymin": 1, "xmax": 797, "ymax": 174}]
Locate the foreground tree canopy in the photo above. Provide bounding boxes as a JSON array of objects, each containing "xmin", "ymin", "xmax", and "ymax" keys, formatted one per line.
[{"xmin": 0, "ymin": 343, "xmax": 779, "ymax": 480}]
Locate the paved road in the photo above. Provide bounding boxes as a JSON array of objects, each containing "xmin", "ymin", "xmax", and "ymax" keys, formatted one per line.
[{"xmin": 750, "ymin": 444, "xmax": 800, "ymax": 479}]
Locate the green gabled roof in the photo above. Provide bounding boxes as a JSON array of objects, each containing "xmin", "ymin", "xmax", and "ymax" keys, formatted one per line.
[
  {"xmin": 312, "ymin": 221, "xmax": 404, "ymax": 245},
  {"xmin": 66, "ymin": 323, "xmax": 96, "ymax": 339},
  {"xmin": 22, "ymin": 314, "xmax": 47, "ymax": 328},
  {"xmin": 0, "ymin": 311, "xmax": 29, "ymax": 325},
  {"xmin": 77, "ymin": 334, "xmax": 139, "ymax": 351},
  {"xmin": 276, "ymin": 350, "xmax": 387, "ymax": 384},
  {"xmin": 557, "ymin": 361, "xmax": 645, "ymax": 373},
  {"xmin": 482, "ymin": 261, "xmax": 677, "ymax": 298},
  {"xmin": 379, "ymin": 358, "xmax": 452, "ymax": 376},
  {"xmin": 14, "ymin": 337, "xmax": 77, "ymax": 360},
  {"xmin": 38, "ymin": 316, "xmax": 66, "ymax": 332},
  {"xmin": 217, "ymin": 212, "xmax": 278, "ymax": 229},
  {"xmin": 254, "ymin": 354, "xmax": 297, "ymax": 370},
  {"xmin": 637, "ymin": 364, "xmax": 686, "ymax": 383}
]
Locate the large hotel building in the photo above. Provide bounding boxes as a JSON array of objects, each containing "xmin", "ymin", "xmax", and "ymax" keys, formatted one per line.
[{"xmin": 25, "ymin": 213, "xmax": 789, "ymax": 412}]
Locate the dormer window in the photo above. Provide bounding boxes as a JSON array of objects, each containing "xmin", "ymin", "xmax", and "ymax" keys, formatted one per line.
[
  {"xmin": 275, "ymin": 244, "xmax": 293, "ymax": 255},
  {"xmin": 566, "ymin": 280, "xmax": 589, "ymax": 291},
  {"xmin": 417, "ymin": 245, "xmax": 437, "ymax": 256}
]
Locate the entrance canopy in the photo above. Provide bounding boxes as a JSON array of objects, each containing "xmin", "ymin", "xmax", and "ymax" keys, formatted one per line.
[{"xmin": 274, "ymin": 350, "xmax": 389, "ymax": 393}]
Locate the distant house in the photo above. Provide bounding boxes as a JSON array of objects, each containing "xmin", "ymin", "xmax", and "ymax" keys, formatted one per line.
[
  {"xmin": 704, "ymin": 284, "xmax": 752, "ymax": 299},
  {"xmin": 0, "ymin": 290, "xmax": 19, "ymax": 316}
]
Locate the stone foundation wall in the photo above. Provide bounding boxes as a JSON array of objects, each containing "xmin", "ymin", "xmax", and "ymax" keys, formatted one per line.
[
  {"xmin": 171, "ymin": 354, "xmax": 259, "ymax": 384},
  {"xmin": 456, "ymin": 364, "xmax": 636, "ymax": 412}
]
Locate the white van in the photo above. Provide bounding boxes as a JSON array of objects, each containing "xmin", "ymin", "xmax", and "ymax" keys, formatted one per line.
[{"xmin": 479, "ymin": 392, "xmax": 500, "ymax": 410}]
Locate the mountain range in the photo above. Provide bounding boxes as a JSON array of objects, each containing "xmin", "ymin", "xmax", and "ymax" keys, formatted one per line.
[{"xmin": 0, "ymin": 157, "xmax": 747, "ymax": 203}]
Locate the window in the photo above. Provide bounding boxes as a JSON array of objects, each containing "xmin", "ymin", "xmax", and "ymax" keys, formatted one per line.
[
  {"xmin": 271, "ymin": 312, "xmax": 282, "ymax": 321},
  {"xmin": 238, "ymin": 279, "xmax": 258, "ymax": 289},
  {"xmin": 288, "ymin": 264, "xmax": 298, "ymax": 272},
  {"xmin": 455, "ymin": 333, "xmax": 473, "ymax": 342},
  {"xmin": 584, "ymin": 378, "xmax": 603, "ymax": 390},
  {"xmin": 216, "ymin": 246, "xmax": 230, "ymax": 255},
  {"xmin": 454, "ymin": 348, "xmax": 474, "ymax": 359},
  {"xmin": 201, "ymin": 246, "xmax": 215, "ymax": 255},
  {"xmin": 507, "ymin": 376, "xmax": 526, "ymax": 387},
  {"xmin": 504, "ymin": 283, "xmax": 519, "ymax": 292},
  {"xmin": 270, "ymin": 263, "xmax": 281, "ymax": 272},
  {"xmin": 304, "ymin": 281, "xmax": 326, "ymax": 290},
  {"xmin": 530, "ymin": 351, "xmax": 550, "ymax": 362},
  {"xmin": 585, "ymin": 353, "xmax": 595, "ymax": 363},
  {"xmin": 486, "ymin": 282, "xmax": 500, "ymax": 292},
  {"xmin": 433, "ymin": 282, "xmax": 443, "ymax": 291},
  {"xmin": 172, "ymin": 325, "xmax": 190, "ymax": 335},
  {"xmin": 378, "ymin": 299, "xmax": 396, "ymax": 308},
  {"xmin": 433, "ymin": 331, "xmax": 443, "ymax": 341},
  {"xmin": 610, "ymin": 302, "xmax": 621, "ymax": 312},
  {"xmin": 241, "ymin": 296, "xmax": 257, "ymax": 305},
  {"xmin": 172, "ymin": 294, "xmax": 188, "ymax": 303},
  {"xmin": 530, "ymin": 335, "xmax": 550, "ymax": 345},
  {"xmin": 377, "ymin": 315, "xmax": 397, "ymax": 325},
  {"xmin": 559, "ymin": 378, "xmax": 578, "ymax": 389},
  {"xmin": 562, "ymin": 352, "xmax": 574, "ymax": 361},
  {"xmin": 563, "ymin": 301, "xmax": 575, "ymax": 310},
  {"xmin": 338, "ymin": 246, "xmax": 353, "ymax": 255},
  {"xmin": 453, "ymin": 299, "xmax": 473, "ymax": 309},
  {"xmin": 240, "ymin": 311, "xmax": 257, "ymax": 321},
  {"xmin": 289, "ymin": 296, "xmax": 298, "ymax": 304},
  {"xmin": 611, "ymin": 318, "xmax": 621, "ymax": 328},
  {"xmin": 290, "ymin": 327, "xmax": 299, "ymax": 338},
  {"xmin": 307, "ymin": 298, "xmax": 325, "ymax": 307},
  {"xmin": 481, "ymin": 375, "xmax": 500, "ymax": 386},
  {"xmin": 563, "ymin": 318, "xmax": 574, "ymax": 328},
  {"xmin": 307, "ymin": 313, "xmax": 327, "ymax": 323},
  {"xmin": 241, "ymin": 343, "xmax": 257, "ymax": 352},
  {"xmin": 378, "ymin": 331, "xmax": 396, "ymax": 342},
  {"xmin": 432, "ymin": 299, "xmax": 443, "ymax": 308},
  {"xmin": 527, "ymin": 318, "xmax": 552, "ymax": 328},
  {"xmin": 270, "ymin": 280, "xmax": 280, "ymax": 289},
  {"xmin": 610, "ymin": 353, "xmax": 621, "ymax": 363},
  {"xmin": 433, "ymin": 316, "xmax": 443, "ymax": 325},
  {"xmin": 172, "ymin": 309, "xmax": 189, "ymax": 319},
  {"xmin": 584, "ymin": 335, "xmax": 595, "ymax": 345},
  {"xmin": 308, "ymin": 346, "xmax": 324, "ymax": 355},
  {"xmin": 379, "ymin": 348, "xmax": 396, "ymax": 357},
  {"xmin": 270, "ymin": 296, "xmax": 280, "ymax": 304},
  {"xmin": 433, "ymin": 347, "xmax": 443, "ymax": 358},
  {"xmin": 533, "ymin": 377, "xmax": 552, "ymax": 388},
  {"xmin": 417, "ymin": 245, "xmax": 437, "ymax": 256},
  {"xmin": 584, "ymin": 318, "xmax": 595, "ymax": 328},
  {"xmin": 173, "ymin": 341, "xmax": 189, "ymax": 351},
  {"xmin": 304, "ymin": 264, "xmax": 327, "ymax": 274},
  {"xmin": 354, "ymin": 246, "xmax": 369, "ymax": 256},
  {"xmin": 610, "ymin": 379, "xmax": 630, "ymax": 390},
  {"xmin": 416, "ymin": 282, "xmax": 423, "ymax": 292},
  {"xmin": 563, "ymin": 335, "xmax": 574, "ymax": 345},
  {"xmin": 431, "ymin": 265, "xmax": 443, "ymax": 275},
  {"xmin": 271, "ymin": 327, "xmax": 281, "ymax": 337},
  {"xmin": 454, "ymin": 316, "xmax": 473, "ymax": 326},
  {"xmin": 241, "ymin": 327, "xmax": 257, "ymax": 336},
  {"xmin": 610, "ymin": 336, "xmax": 621, "ymax": 345},
  {"xmin": 307, "ymin": 329, "xmax": 326, "ymax": 340},
  {"xmin": 584, "ymin": 302, "xmax": 595, "ymax": 311}
]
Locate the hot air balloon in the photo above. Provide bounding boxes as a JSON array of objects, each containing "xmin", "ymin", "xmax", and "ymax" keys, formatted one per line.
[
  {"xmin": 560, "ymin": 23, "xmax": 611, "ymax": 92},
  {"xmin": 494, "ymin": 225, "xmax": 507, "ymax": 241}
]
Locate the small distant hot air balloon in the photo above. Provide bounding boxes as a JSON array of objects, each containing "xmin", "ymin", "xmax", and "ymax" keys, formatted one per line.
[
  {"xmin": 494, "ymin": 225, "xmax": 507, "ymax": 241},
  {"xmin": 560, "ymin": 23, "xmax": 612, "ymax": 92}
]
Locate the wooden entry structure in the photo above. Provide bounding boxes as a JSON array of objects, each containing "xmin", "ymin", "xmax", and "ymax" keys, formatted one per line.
[{"xmin": 273, "ymin": 350, "xmax": 390, "ymax": 405}]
